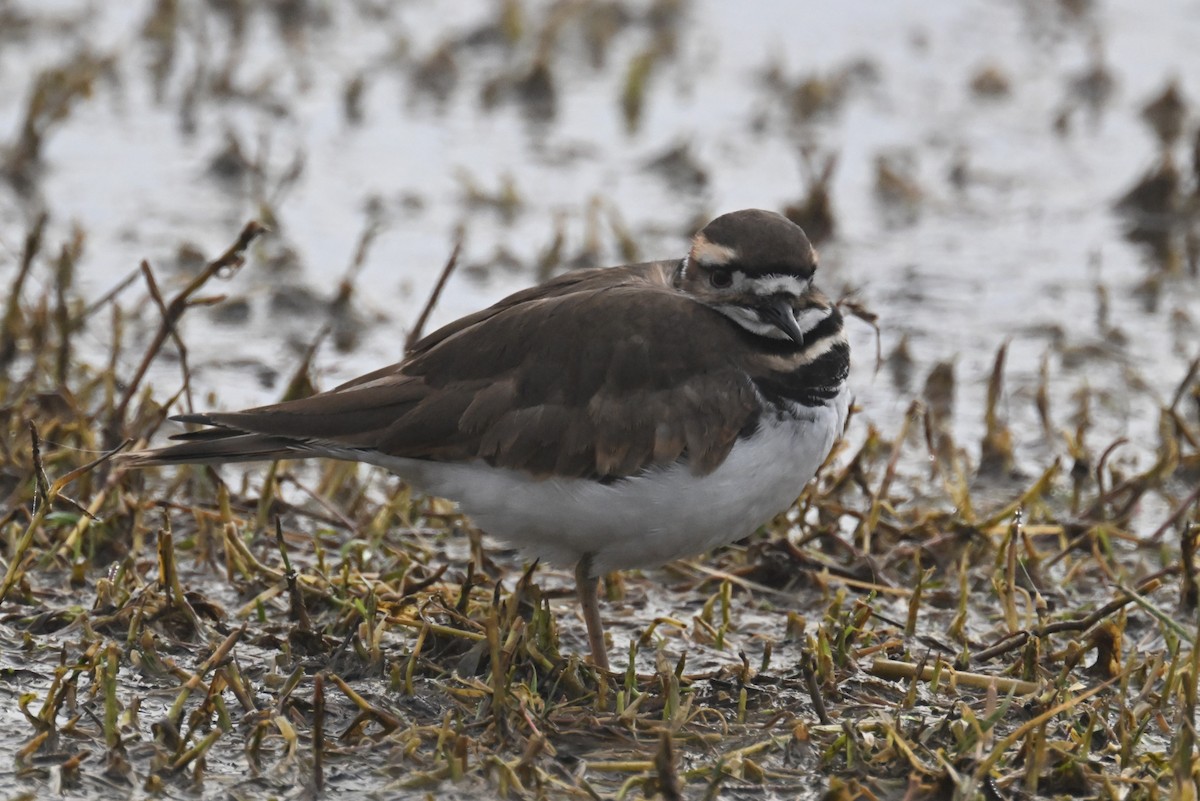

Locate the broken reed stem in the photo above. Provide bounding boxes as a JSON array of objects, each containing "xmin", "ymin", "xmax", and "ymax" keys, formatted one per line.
[
  {"xmin": 1169, "ymin": 352, "xmax": 1200, "ymax": 412},
  {"xmin": 654, "ymin": 730, "xmax": 683, "ymax": 801},
  {"xmin": 979, "ymin": 341, "xmax": 1014, "ymax": 476},
  {"xmin": 1118, "ymin": 580, "xmax": 1195, "ymax": 645},
  {"xmin": 0, "ymin": 212, "xmax": 46, "ymax": 372},
  {"xmin": 869, "ymin": 658, "xmax": 1039, "ymax": 696},
  {"xmin": 82, "ymin": 265, "xmax": 141, "ymax": 319},
  {"xmin": 106, "ymin": 220, "xmax": 265, "ymax": 445},
  {"xmin": 977, "ymin": 459, "xmax": 1061, "ymax": 531},
  {"xmin": 328, "ymin": 673, "xmax": 403, "ymax": 732},
  {"xmin": 172, "ymin": 729, "xmax": 222, "ymax": 772},
  {"xmin": 53, "ymin": 236, "xmax": 80, "ymax": 386},
  {"xmin": 313, "ymin": 672, "xmax": 325, "ymax": 792},
  {"xmin": 139, "ymin": 258, "xmax": 195, "ymax": 413},
  {"xmin": 158, "ymin": 526, "xmax": 203, "ymax": 634},
  {"xmin": 276, "ymin": 517, "xmax": 312, "ymax": 629},
  {"xmin": 0, "ymin": 424, "xmax": 51, "ymax": 603},
  {"xmin": 1085, "ymin": 425, "xmax": 1178, "ymax": 523},
  {"xmin": 905, "ymin": 559, "xmax": 934, "ymax": 638},
  {"xmin": 973, "ymin": 577, "xmax": 1163, "ymax": 663},
  {"xmin": 1148, "ymin": 483, "xmax": 1200, "ymax": 544},
  {"xmin": 103, "ymin": 642, "xmax": 120, "ymax": 749},
  {"xmin": 1184, "ymin": 525, "xmax": 1200, "ymax": 611},
  {"xmin": 801, "ymin": 647, "xmax": 831, "ymax": 725},
  {"xmin": 836, "ymin": 295, "xmax": 882, "ymax": 371},
  {"xmin": 1002, "ymin": 514, "xmax": 1021, "ymax": 634},
  {"xmin": 0, "ymin": 423, "xmax": 120, "ymax": 577},
  {"xmin": 325, "ymin": 211, "xmax": 383, "ymax": 333},
  {"xmin": 1177, "ymin": 608, "xmax": 1200, "ymax": 791},
  {"xmin": 165, "ymin": 625, "xmax": 247, "ymax": 730},
  {"xmin": 405, "ymin": 235, "xmax": 463, "ymax": 352},
  {"xmin": 50, "ymin": 445, "xmax": 130, "ymax": 561},
  {"xmin": 858, "ymin": 399, "xmax": 920, "ymax": 552},
  {"xmin": 970, "ymin": 675, "xmax": 1118, "ymax": 786}
]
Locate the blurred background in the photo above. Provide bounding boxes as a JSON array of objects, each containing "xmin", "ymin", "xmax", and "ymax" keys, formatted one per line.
[{"xmin": 2, "ymin": 0, "xmax": 1198, "ymax": 473}]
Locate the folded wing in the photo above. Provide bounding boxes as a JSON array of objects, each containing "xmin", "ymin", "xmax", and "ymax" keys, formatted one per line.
[{"xmin": 127, "ymin": 268, "xmax": 763, "ymax": 480}]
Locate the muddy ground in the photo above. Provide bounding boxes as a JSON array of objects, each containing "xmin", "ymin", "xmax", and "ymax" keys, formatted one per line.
[{"xmin": 2, "ymin": 1, "xmax": 1200, "ymax": 799}]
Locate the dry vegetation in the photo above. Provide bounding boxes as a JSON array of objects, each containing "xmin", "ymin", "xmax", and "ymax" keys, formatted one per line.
[
  {"xmin": 2, "ymin": 218, "xmax": 1198, "ymax": 799},
  {"xmin": 2, "ymin": 1, "xmax": 1200, "ymax": 800}
]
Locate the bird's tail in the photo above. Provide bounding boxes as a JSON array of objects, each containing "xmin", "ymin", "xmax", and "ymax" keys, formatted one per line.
[{"xmin": 119, "ymin": 416, "xmax": 303, "ymax": 467}]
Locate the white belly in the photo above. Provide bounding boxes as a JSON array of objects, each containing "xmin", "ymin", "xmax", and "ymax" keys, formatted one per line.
[{"xmin": 344, "ymin": 395, "xmax": 847, "ymax": 575}]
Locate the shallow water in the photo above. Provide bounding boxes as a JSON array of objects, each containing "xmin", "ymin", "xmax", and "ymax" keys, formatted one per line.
[
  {"xmin": 2, "ymin": 0, "xmax": 1199, "ymax": 797},
  {"xmin": 4, "ymin": 0, "xmax": 1197, "ymax": 473}
]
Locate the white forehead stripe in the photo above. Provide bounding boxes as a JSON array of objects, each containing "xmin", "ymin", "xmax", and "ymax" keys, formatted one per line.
[
  {"xmin": 690, "ymin": 234, "xmax": 739, "ymax": 266},
  {"xmin": 722, "ymin": 272, "xmax": 811, "ymax": 297}
]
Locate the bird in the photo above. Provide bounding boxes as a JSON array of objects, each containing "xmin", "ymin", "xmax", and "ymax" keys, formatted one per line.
[{"xmin": 122, "ymin": 209, "xmax": 850, "ymax": 671}]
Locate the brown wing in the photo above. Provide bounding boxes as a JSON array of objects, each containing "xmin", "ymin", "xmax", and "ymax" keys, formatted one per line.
[{"xmin": 141, "ymin": 264, "xmax": 763, "ymax": 479}]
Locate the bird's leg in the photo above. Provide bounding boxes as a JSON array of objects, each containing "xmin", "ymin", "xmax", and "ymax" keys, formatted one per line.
[{"xmin": 575, "ymin": 554, "xmax": 610, "ymax": 672}]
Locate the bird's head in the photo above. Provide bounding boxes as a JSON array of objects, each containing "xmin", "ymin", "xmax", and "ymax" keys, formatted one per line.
[{"xmin": 675, "ymin": 209, "xmax": 830, "ymax": 345}]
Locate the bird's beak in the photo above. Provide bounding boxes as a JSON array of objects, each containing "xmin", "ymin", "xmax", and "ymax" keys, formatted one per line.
[{"xmin": 758, "ymin": 295, "xmax": 806, "ymax": 344}]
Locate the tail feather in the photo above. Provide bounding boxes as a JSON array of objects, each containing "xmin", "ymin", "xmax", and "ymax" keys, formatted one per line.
[{"xmin": 120, "ymin": 429, "xmax": 306, "ymax": 468}]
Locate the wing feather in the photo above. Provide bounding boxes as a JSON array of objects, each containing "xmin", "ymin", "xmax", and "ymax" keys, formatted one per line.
[{"xmin": 130, "ymin": 262, "xmax": 765, "ymax": 479}]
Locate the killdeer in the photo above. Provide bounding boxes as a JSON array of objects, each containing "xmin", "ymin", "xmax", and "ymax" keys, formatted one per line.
[{"xmin": 123, "ymin": 209, "xmax": 850, "ymax": 670}]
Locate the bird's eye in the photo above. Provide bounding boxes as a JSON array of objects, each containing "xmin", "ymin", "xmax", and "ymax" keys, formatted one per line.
[{"xmin": 709, "ymin": 269, "xmax": 733, "ymax": 289}]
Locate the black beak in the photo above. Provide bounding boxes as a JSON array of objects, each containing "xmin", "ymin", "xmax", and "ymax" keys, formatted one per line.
[{"xmin": 757, "ymin": 295, "xmax": 806, "ymax": 344}]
